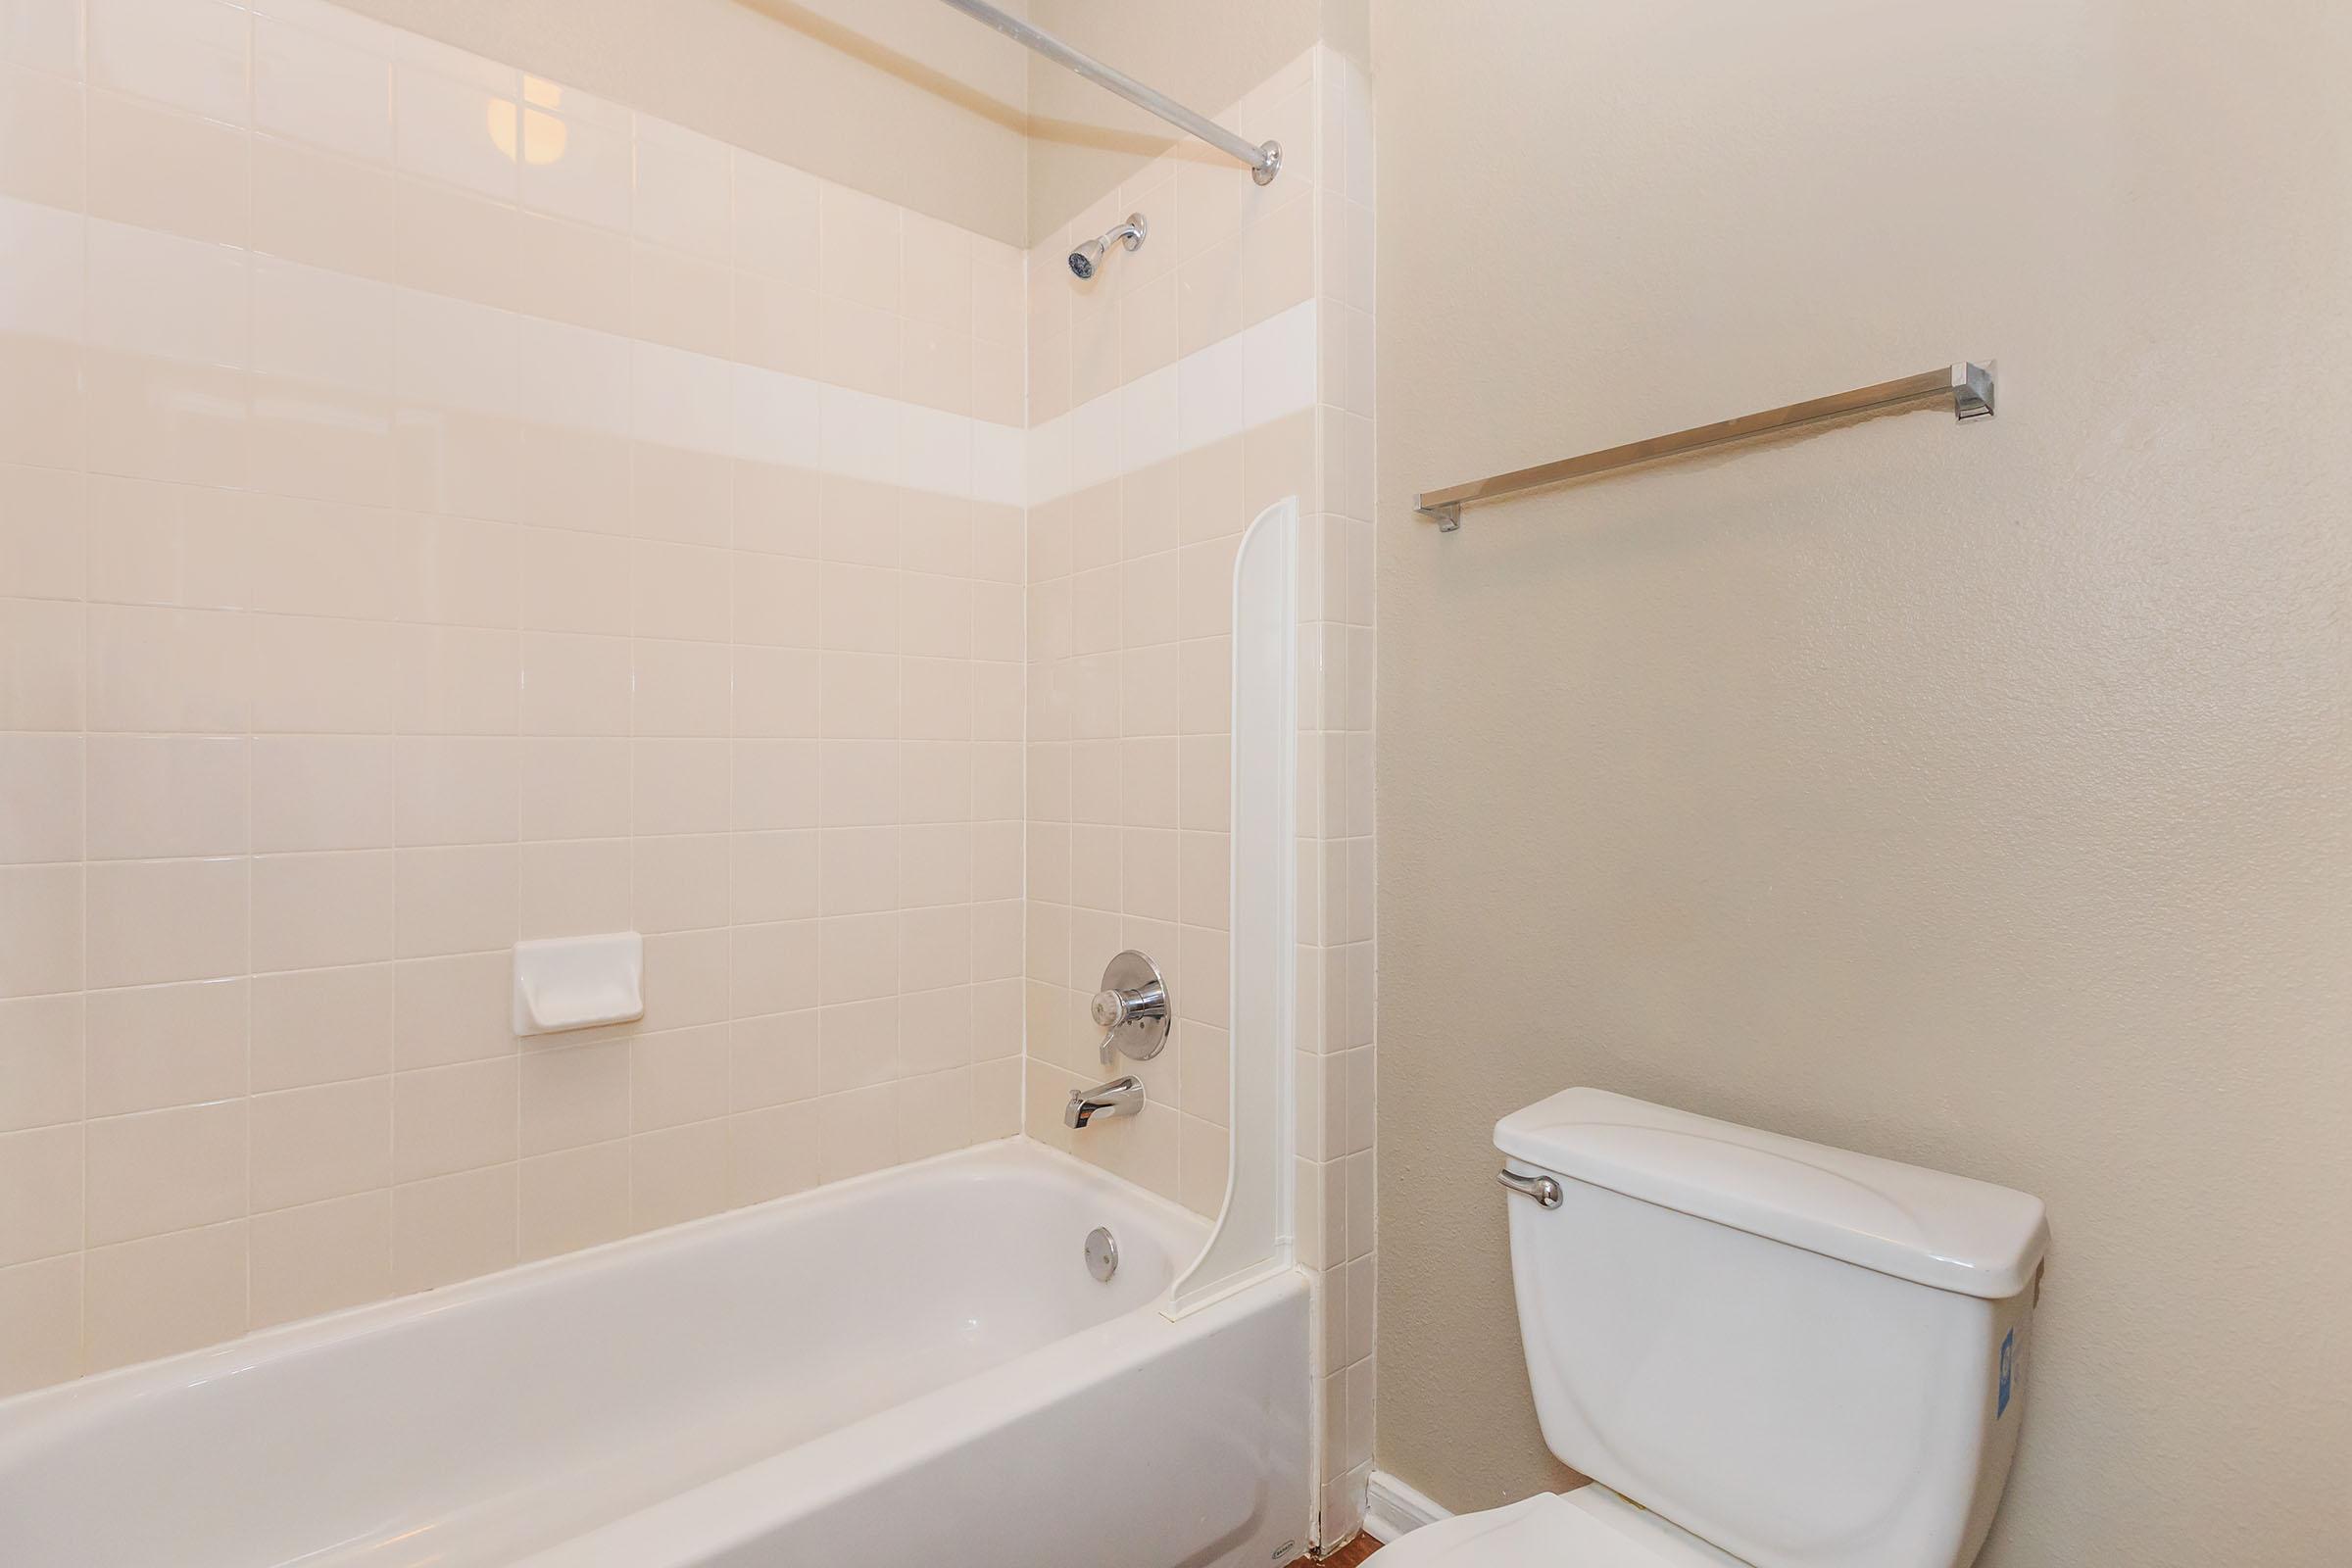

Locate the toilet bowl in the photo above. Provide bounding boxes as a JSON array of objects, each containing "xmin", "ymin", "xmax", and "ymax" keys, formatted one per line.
[{"xmin": 1385, "ymin": 1089, "xmax": 2050, "ymax": 1568}]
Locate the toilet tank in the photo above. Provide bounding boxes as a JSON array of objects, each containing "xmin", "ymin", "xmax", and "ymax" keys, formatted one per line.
[{"xmin": 1495, "ymin": 1091, "xmax": 2049, "ymax": 1568}]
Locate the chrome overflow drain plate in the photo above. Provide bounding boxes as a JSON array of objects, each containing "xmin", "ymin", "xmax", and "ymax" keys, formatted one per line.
[{"xmin": 1084, "ymin": 1226, "xmax": 1118, "ymax": 1283}]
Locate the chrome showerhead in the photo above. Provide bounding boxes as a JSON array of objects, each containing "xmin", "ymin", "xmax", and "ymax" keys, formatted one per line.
[{"xmin": 1068, "ymin": 214, "xmax": 1148, "ymax": 279}]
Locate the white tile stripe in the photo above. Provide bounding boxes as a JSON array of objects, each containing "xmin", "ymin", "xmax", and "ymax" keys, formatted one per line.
[
  {"xmin": 0, "ymin": 190, "xmax": 1031, "ymax": 510},
  {"xmin": 2, "ymin": 184, "xmax": 1317, "ymax": 517},
  {"xmin": 1025, "ymin": 299, "xmax": 1320, "ymax": 508}
]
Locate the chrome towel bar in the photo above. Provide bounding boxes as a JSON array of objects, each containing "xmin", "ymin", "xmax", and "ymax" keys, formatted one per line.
[{"xmin": 1417, "ymin": 362, "xmax": 1996, "ymax": 532}]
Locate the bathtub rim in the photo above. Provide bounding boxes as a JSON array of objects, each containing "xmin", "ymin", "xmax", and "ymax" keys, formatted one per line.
[{"xmin": 0, "ymin": 1136, "xmax": 1212, "ymax": 1440}]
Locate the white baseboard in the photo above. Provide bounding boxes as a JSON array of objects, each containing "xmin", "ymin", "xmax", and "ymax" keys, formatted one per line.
[{"xmin": 1364, "ymin": 1470, "xmax": 1451, "ymax": 1542}]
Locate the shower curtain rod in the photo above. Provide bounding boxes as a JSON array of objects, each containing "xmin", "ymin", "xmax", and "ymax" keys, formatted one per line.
[{"xmin": 930, "ymin": 0, "xmax": 1282, "ymax": 184}]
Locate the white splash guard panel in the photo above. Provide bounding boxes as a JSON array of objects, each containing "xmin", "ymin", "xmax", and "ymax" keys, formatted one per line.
[{"xmin": 1169, "ymin": 496, "xmax": 1298, "ymax": 1318}]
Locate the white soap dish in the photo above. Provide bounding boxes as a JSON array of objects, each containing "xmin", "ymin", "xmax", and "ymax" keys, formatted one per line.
[{"xmin": 513, "ymin": 932, "xmax": 645, "ymax": 1036}]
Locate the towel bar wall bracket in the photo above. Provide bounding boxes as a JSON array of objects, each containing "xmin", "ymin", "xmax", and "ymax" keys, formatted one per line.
[{"xmin": 1416, "ymin": 361, "xmax": 1997, "ymax": 534}]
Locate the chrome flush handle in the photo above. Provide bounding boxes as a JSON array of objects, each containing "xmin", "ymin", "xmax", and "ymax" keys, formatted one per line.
[{"xmin": 1497, "ymin": 1168, "xmax": 1563, "ymax": 1208}]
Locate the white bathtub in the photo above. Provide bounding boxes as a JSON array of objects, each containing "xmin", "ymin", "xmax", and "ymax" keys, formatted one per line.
[{"xmin": 0, "ymin": 1142, "xmax": 1311, "ymax": 1568}]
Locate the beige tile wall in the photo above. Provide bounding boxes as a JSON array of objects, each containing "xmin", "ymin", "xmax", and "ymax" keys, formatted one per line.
[
  {"xmin": 331, "ymin": 0, "xmax": 1035, "ymax": 246},
  {"xmin": 0, "ymin": 0, "xmax": 1028, "ymax": 1394},
  {"xmin": 1016, "ymin": 45, "xmax": 1378, "ymax": 1546},
  {"xmin": 1302, "ymin": 48, "xmax": 1378, "ymax": 1541},
  {"xmin": 1019, "ymin": 60, "xmax": 1319, "ymax": 1212}
]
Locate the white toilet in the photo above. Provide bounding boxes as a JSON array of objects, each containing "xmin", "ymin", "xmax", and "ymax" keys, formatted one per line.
[{"xmin": 1382, "ymin": 1089, "xmax": 2050, "ymax": 1568}]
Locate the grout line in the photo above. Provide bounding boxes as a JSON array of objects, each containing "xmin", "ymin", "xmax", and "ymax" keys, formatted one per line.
[
  {"xmin": 71, "ymin": 0, "xmax": 93, "ymax": 1382},
  {"xmin": 621, "ymin": 298, "xmax": 639, "ymax": 1240},
  {"xmin": 233, "ymin": 0, "xmax": 260, "ymax": 1341},
  {"xmin": 381, "ymin": 17, "xmax": 410, "ymax": 1302}
]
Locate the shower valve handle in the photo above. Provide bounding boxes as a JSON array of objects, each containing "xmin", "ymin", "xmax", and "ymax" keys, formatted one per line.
[
  {"xmin": 1090, "ymin": 951, "xmax": 1171, "ymax": 1065},
  {"xmin": 1090, "ymin": 982, "xmax": 1164, "ymax": 1031}
]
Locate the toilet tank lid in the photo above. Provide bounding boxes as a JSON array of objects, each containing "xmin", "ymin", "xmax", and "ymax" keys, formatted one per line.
[{"xmin": 1494, "ymin": 1090, "xmax": 2050, "ymax": 1298}]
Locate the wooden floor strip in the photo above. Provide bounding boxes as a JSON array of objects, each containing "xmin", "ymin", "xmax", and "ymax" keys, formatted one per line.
[{"xmin": 1285, "ymin": 1533, "xmax": 1383, "ymax": 1566}]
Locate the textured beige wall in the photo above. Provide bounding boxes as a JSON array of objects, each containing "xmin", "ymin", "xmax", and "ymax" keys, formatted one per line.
[
  {"xmin": 335, "ymin": 0, "xmax": 1032, "ymax": 243},
  {"xmin": 1374, "ymin": 2, "xmax": 2352, "ymax": 1563}
]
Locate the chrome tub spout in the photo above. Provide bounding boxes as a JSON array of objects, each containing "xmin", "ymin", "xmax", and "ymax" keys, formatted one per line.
[{"xmin": 1065, "ymin": 1076, "xmax": 1144, "ymax": 1129}]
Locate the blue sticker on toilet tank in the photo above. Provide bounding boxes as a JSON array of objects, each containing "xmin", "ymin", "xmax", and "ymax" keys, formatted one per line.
[{"xmin": 1997, "ymin": 1329, "xmax": 2014, "ymax": 1418}]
